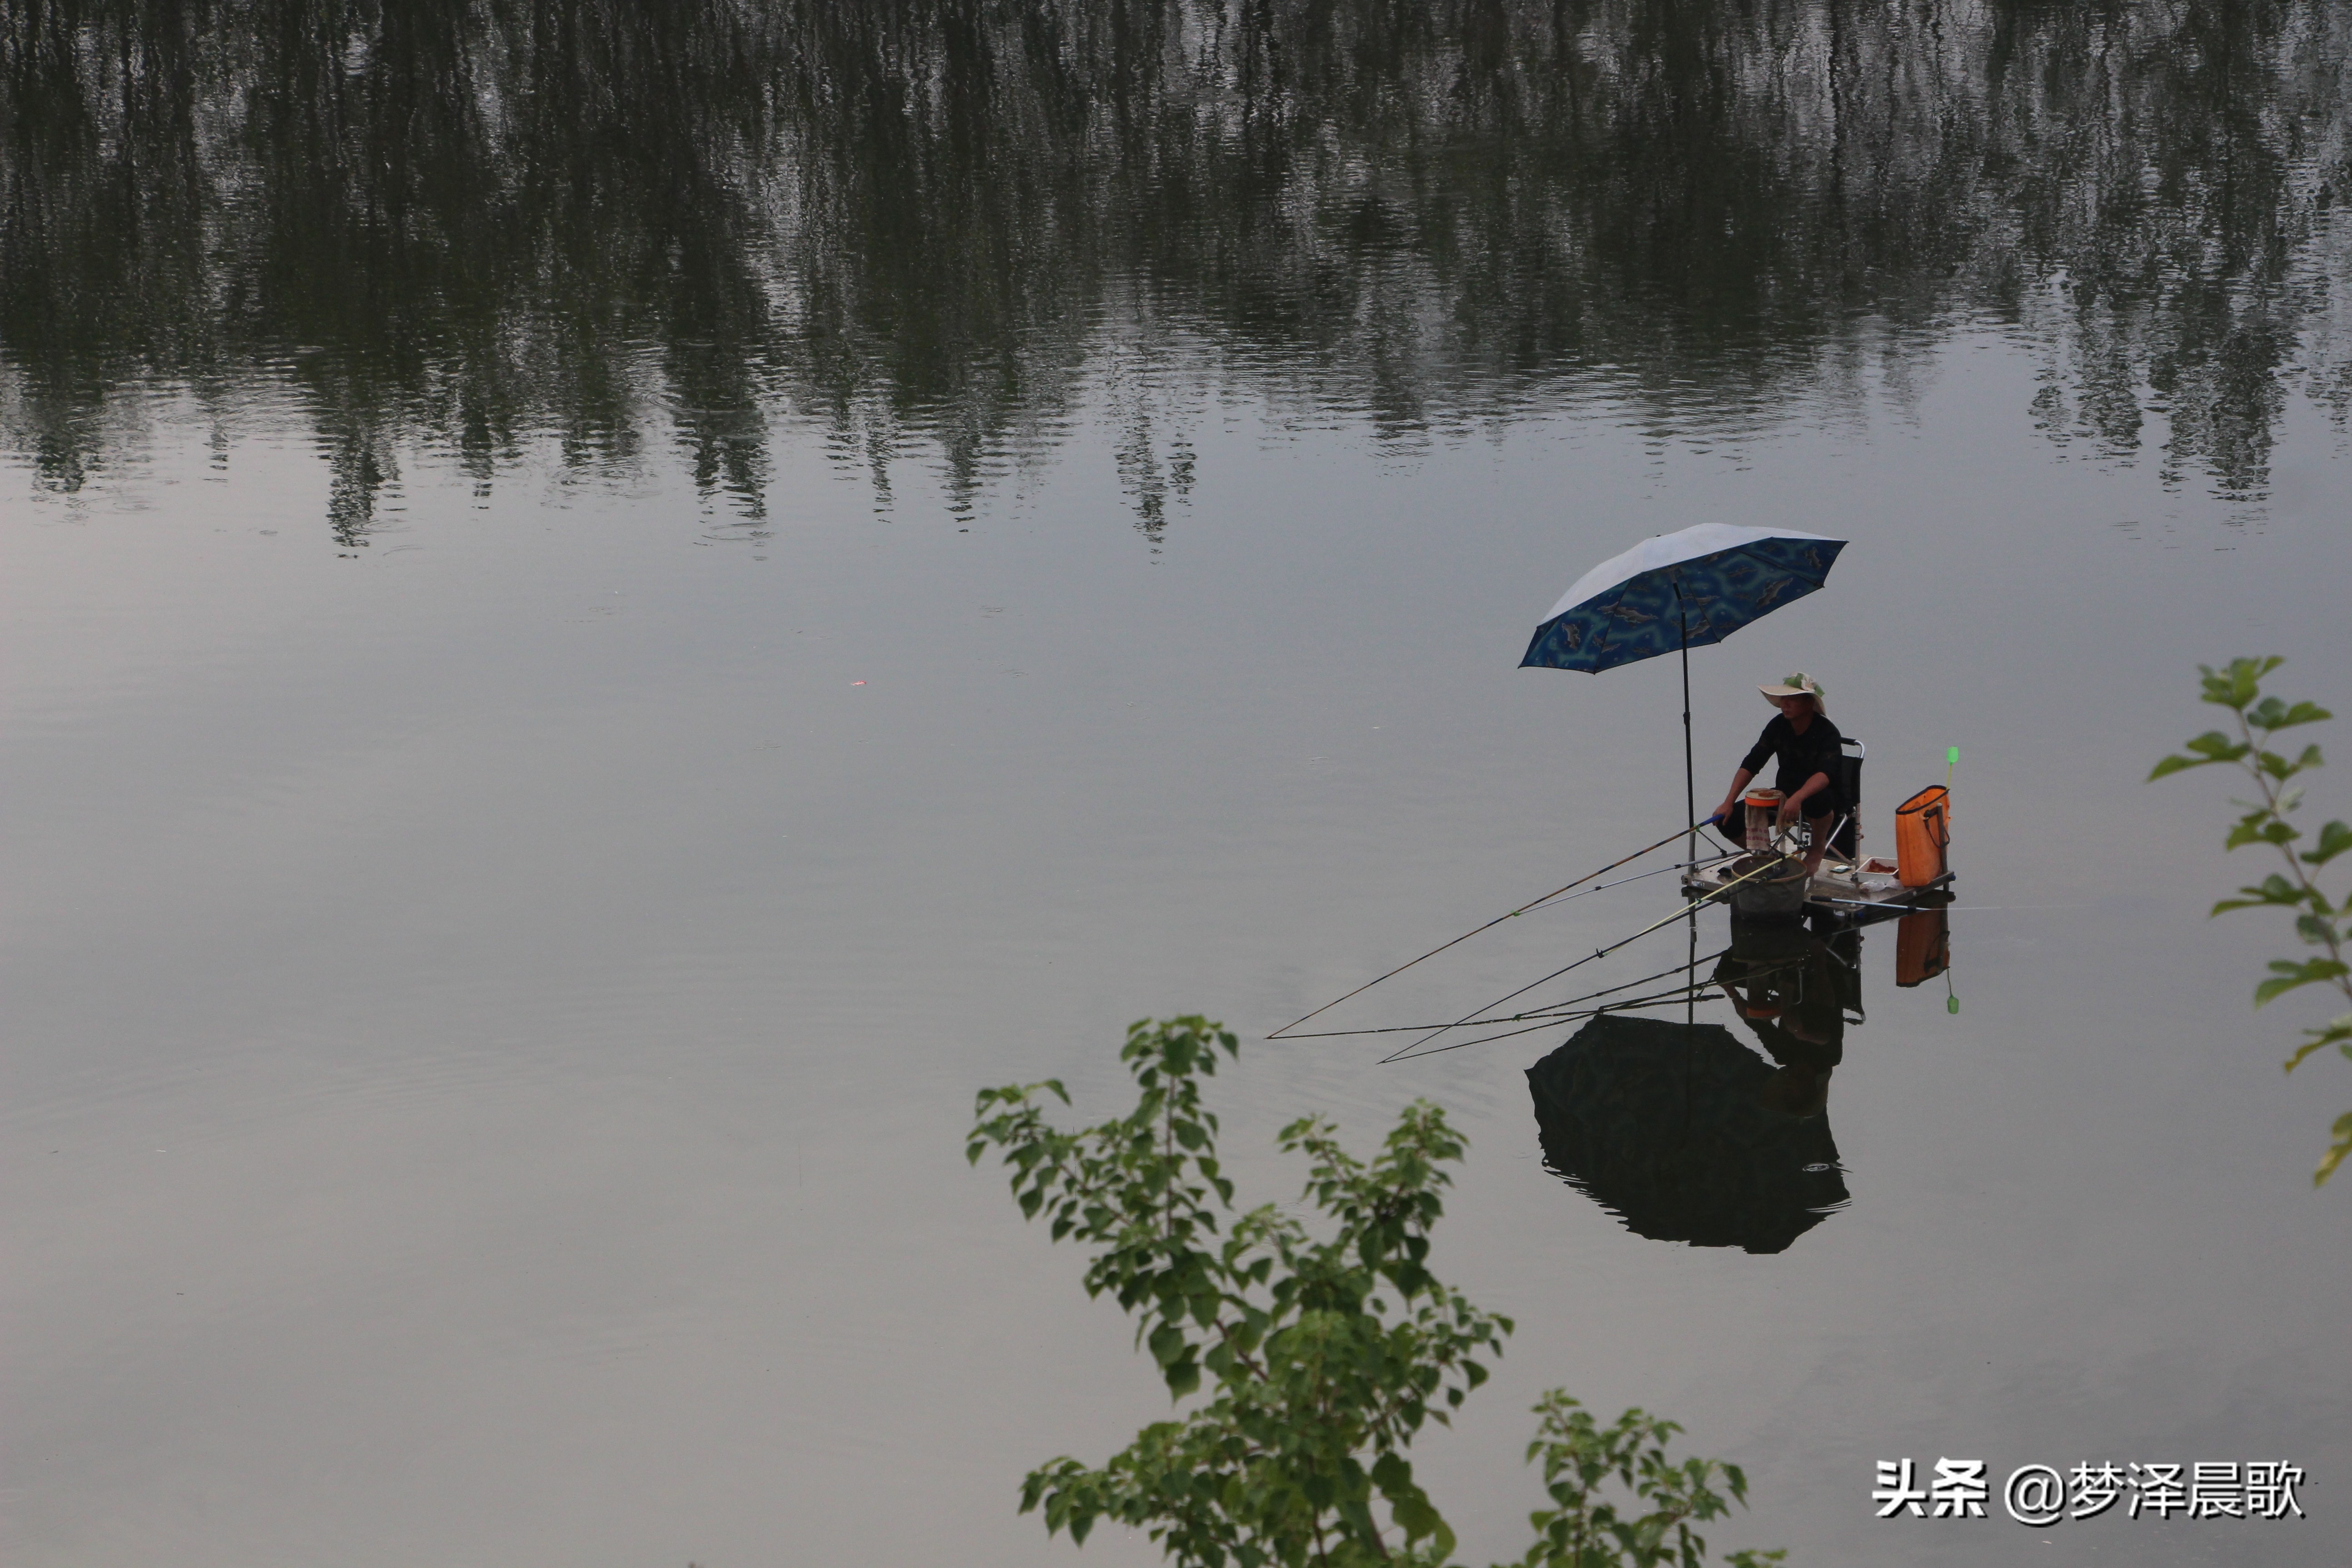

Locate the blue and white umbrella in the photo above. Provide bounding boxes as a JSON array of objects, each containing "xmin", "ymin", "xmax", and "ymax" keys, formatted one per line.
[
  {"xmin": 1520, "ymin": 524, "xmax": 1846, "ymax": 674},
  {"xmin": 1521, "ymin": 523, "xmax": 1847, "ymax": 843}
]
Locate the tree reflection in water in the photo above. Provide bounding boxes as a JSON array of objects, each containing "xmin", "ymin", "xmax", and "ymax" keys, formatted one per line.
[{"xmin": 4, "ymin": 0, "xmax": 2347, "ymax": 537}]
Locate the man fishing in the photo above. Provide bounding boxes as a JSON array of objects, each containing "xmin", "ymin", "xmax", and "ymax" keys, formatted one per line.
[{"xmin": 1712, "ymin": 672, "xmax": 1844, "ymax": 876}]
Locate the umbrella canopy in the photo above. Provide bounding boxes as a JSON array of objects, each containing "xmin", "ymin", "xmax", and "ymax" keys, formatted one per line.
[
  {"xmin": 1527, "ymin": 1012, "xmax": 1849, "ymax": 1254},
  {"xmin": 1520, "ymin": 524, "xmax": 1846, "ymax": 673}
]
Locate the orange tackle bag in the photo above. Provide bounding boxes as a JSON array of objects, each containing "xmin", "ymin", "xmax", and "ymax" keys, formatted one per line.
[{"xmin": 1894, "ymin": 785, "xmax": 1950, "ymax": 889}]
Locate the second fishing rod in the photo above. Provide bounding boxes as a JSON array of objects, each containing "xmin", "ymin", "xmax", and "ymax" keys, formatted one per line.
[{"xmin": 1268, "ymin": 814, "xmax": 1727, "ymax": 1039}]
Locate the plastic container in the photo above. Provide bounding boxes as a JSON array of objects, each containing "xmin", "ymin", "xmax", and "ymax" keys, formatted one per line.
[
  {"xmin": 1742, "ymin": 788, "xmax": 1784, "ymax": 851},
  {"xmin": 1894, "ymin": 785, "xmax": 1951, "ymax": 888}
]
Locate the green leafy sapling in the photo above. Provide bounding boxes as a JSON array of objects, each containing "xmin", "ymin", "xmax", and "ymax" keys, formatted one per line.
[
  {"xmin": 969, "ymin": 1016, "xmax": 1782, "ymax": 1568},
  {"xmin": 1509, "ymin": 1394, "xmax": 1780, "ymax": 1568},
  {"xmin": 2151, "ymin": 657, "xmax": 2352, "ymax": 1185}
]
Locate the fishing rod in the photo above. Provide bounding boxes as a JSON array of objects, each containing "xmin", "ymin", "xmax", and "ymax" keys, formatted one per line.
[
  {"xmin": 1383, "ymin": 980, "xmax": 1728, "ymax": 1062},
  {"xmin": 1268, "ymin": 815, "xmax": 1721, "ymax": 1039},
  {"xmin": 1384, "ymin": 930, "xmax": 1832, "ymax": 1062},
  {"xmin": 1519, "ymin": 857, "xmax": 1706, "ymax": 913},
  {"xmin": 1275, "ymin": 946, "xmax": 1734, "ymax": 1039},
  {"xmin": 1377, "ymin": 852, "xmax": 1795, "ymax": 1062},
  {"xmin": 1810, "ymin": 892, "xmax": 1947, "ymax": 913},
  {"xmin": 1383, "ymin": 931, "xmax": 1844, "ymax": 1067}
]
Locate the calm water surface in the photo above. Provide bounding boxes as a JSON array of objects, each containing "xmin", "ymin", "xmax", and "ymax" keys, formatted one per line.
[{"xmin": 5, "ymin": 4, "xmax": 2350, "ymax": 1565}]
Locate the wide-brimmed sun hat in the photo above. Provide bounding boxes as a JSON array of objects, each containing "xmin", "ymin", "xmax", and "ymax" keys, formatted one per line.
[{"xmin": 1759, "ymin": 672, "xmax": 1827, "ymax": 714}]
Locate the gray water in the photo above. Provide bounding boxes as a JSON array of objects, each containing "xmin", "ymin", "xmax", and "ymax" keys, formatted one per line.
[{"xmin": 5, "ymin": 5, "xmax": 2350, "ymax": 1565}]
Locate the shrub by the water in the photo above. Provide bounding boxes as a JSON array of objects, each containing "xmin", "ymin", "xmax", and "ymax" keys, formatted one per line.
[
  {"xmin": 2152, "ymin": 657, "xmax": 2352, "ymax": 1186},
  {"xmin": 969, "ymin": 1016, "xmax": 1784, "ymax": 1567}
]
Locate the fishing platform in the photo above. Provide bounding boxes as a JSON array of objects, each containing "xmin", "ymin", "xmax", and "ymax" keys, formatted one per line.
[
  {"xmin": 1682, "ymin": 755, "xmax": 1956, "ymax": 928},
  {"xmin": 1681, "ymin": 850, "xmax": 1953, "ymax": 928}
]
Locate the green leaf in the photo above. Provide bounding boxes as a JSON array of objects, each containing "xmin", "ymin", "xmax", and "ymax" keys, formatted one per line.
[
  {"xmin": 2286, "ymin": 1017, "xmax": 2352, "ymax": 1072},
  {"xmin": 2314, "ymin": 1114, "xmax": 2352, "ymax": 1189},
  {"xmin": 2315, "ymin": 1110, "xmax": 2352, "ymax": 1188},
  {"xmin": 2200, "ymin": 657, "xmax": 2283, "ymax": 709},
  {"xmin": 2249, "ymin": 696, "xmax": 2333, "ymax": 731},
  {"xmin": 2148, "ymin": 752, "xmax": 2215, "ymax": 780},
  {"xmin": 2225, "ymin": 814, "xmax": 2298, "ymax": 850},
  {"xmin": 2253, "ymin": 958, "xmax": 2351, "ymax": 1008},
  {"xmin": 2303, "ymin": 821, "xmax": 2352, "ymax": 867},
  {"xmin": 2210, "ymin": 874, "xmax": 2310, "ymax": 916},
  {"xmin": 1391, "ymin": 1487, "xmax": 1446, "ymax": 1545},
  {"xmin": 2186, "ymin": 729, "xmax": 2251, "ymax": 760}
]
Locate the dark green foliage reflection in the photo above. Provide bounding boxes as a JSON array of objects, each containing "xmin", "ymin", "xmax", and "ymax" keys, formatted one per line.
[{"xmin": 4, "ymin": 0, "xmax": 2347, "ymax": 534}]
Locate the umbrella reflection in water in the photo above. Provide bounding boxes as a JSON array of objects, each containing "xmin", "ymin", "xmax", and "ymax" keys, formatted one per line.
[{"xmin": 1526, "ymin": 921, "xmax": 1859, "ymax": 1255}]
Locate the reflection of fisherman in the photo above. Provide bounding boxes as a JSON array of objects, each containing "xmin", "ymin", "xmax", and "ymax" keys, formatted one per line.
[
  {"xmin": 1712, "ymin": 672, "xmax": 1845, "ymax": 877},
  {"xmin": 1715, "ymin": 925, "xmax": 1845, "ymax": 1119}
]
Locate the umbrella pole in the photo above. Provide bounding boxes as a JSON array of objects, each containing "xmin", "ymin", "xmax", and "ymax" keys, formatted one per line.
[
  {"xmin": 1687, "ymin": 908, "xmax": 1698, "ymax": 1024},
  {"xmin": 1677, "ymin": 589, "xmax": 1695, "ymax": 865},
  {"xmin": 1678, "ymin": 594, "xmax": 1697, "ymax": 1022}
]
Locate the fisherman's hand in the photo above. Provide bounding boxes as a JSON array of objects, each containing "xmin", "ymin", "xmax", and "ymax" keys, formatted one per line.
[{"xmin": 1776, "ymin": 799, "xmax": 1802, "ymax": 828}]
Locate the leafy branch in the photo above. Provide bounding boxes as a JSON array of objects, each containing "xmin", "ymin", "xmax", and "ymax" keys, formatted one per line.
[
  {"xmin": 2151, "ymin": 657, "xmax": 2352, "ymax": 1184},
  {"xmin": 1508, "ymin": 1396, "xmax": 1767, "ymax": 1568},
  {"xmin": 970, "ymin": 1016, "xmax": 1782, "ymax": 1568}
]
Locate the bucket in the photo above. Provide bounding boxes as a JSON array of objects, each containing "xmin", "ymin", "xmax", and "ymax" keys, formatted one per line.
[
  {"xmin": 1727, "ymin": 852, "xmax": 1809, "ymax": 919},
  {"xmin": 1894, "ymin": 785, "xmax": 1951, "ymax": 888},
  {"xmin": 1741, "ymin": 788, "xmax": 1784, "ymax": 852}
]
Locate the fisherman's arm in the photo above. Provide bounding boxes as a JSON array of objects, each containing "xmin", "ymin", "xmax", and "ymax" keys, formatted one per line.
[
  {"xmin": 1715, "ymin": 724, "xmax": 1782, "ymax": 820},
  {"xmin": 1713, "ymin": 767, "xmax": 1756, "ymax": 823}
]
